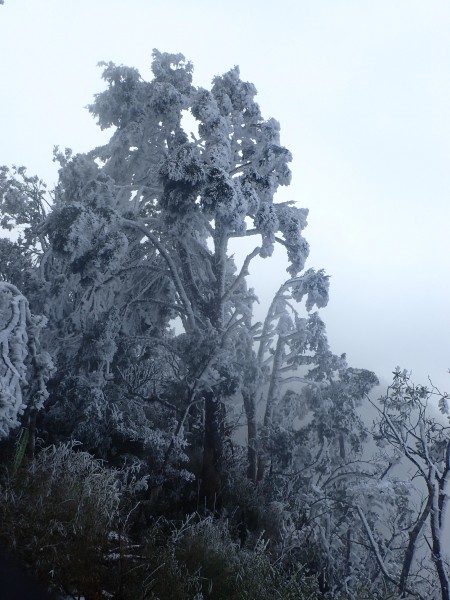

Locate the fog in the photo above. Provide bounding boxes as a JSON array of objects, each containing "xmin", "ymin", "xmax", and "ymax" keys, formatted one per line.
[{"xmin": 0, "ymin": 0, "xmax": 449, "ymax": 394}]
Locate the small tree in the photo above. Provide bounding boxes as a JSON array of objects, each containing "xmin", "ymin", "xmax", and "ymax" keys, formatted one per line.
[{"xmin": 363, "ymin": 370, "xmax": 450, "ymax": 600}]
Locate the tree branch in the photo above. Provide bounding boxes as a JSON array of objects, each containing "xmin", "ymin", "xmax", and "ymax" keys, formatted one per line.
[
  {"xmin": 220, "ymin": 246, "xmax": 260, "ymax": 306},
  {"xmin": 121, "ymin": 218, "xmax": 196, "ymax": 331},
  {"xmin": 356, "ymin": 505, "xmax": 425, "ymax": 600}
]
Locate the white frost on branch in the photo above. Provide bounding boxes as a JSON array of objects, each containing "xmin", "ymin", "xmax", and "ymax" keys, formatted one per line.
[
  {"xmin": 0, "ymin": 282, "xmax": 52, "ymax": 439},
  {"xmin": 0, "ymin": 282, "xmax": 28, "ymax": 438}
]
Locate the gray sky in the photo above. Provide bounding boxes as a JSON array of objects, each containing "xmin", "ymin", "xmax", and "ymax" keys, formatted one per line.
[{"xmin": 0, "ymin": 0, "xmax": 449, "ymax": 393}]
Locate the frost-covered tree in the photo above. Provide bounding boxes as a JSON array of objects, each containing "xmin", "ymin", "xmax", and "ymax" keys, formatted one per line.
[
  {"xmin": 367, "ymin": 370, "xmax": 450, "ymax": 600},
  {"xmin": 81, "ymin": 51, "xmax": 315, "ymax": 503},
  {"xmin": 244, "ymin": 278, "xmax": 382, "ymax": 596},
  {"xmin": 0, "ymin": 51, "xmax": 379, "ymax": 514}
]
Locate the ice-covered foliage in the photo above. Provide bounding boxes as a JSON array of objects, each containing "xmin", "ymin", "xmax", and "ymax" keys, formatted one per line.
[
  {"xmin": 0, "ymin": 282, "xmax": 28, "ymax": 438},
  {"xmin": 0, "ymin": 282, "xmax": 52, "ymax": 439},
  {"xmin": 0, "ymin": 165, "xmax": 48, "ymax": 250},
  {"xmin": 368, "ymin": 370, "xmax": 450, "ymax": 599},
  {"xmin": 290, "ymin": 268, "xmax": 330, "ymax": 311}
]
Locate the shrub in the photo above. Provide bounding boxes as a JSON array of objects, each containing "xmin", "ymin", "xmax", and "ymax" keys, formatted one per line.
[{"xmin": 0, "ymin": 441, "xmax": 122, "ymax": 597}]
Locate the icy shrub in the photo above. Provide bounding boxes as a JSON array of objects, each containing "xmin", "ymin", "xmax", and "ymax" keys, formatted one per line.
[
  {"xmin": 168, "ymin": 513, "xmax": 320, "ymax": 600},
  {"xmin": 0, "ymin": 442, "xmax": 122, "ymax": 598}
]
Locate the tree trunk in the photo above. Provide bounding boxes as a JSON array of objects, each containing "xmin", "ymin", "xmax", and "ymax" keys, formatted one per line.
[
  {"xmin": 257, "ymin": 335, "xmax": 284, "ymax": 483},
  {"xmin": 200, "ymin": 392, "xmax": 224, "ymax": 511},
  {"xmin": 243, "ymin": 392, "xmax": 258, "ymax": 483},
  {"xmin": 430, "ymin": 478, "xmax": 450, "ymax": 600},
  {"xmin": 345, "ymin": 527, "xmax": 352, "ymax": 579},
  {"xmin": 27, "ymin": 408, "xmax": 37, "ymax": 459},
  {"xmin": 399, "ymin": 495, "xmax": 432, "ymax": 596}
]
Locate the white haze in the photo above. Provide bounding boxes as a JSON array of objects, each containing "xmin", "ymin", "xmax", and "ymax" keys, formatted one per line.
[{"xmin": 0, "ymin": 0, "xmax": 449, "ymax": 395}]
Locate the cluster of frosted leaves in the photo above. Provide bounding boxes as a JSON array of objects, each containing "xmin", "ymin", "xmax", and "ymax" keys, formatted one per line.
[
  {"xmin": 87, "ymin": 51, "xmax": 308, "ymax": 273},
  {"xmin": 307, "ymin": 369, "xmax": 377, "ymax": 456},
  {"xmin": 42, "ymin": 151, "xmax": 171, "ymax": 371},
  {"xmin": 191, "ymin": 88, "xmax": 232, "ymax": 169},
  {"xmin": 111, "ymin": 400, "xmax": 193, "ymax": 483},
  {"xmin": 65, "ymin": 388, "xmax": 188, "ymax": 482},
  {"xmin": 45, "ymin": 202, "xmax": 128, "ymax": 274},
  {"xmin": 0, "ymin": 165, "xmax": 47, "ymax": 231},
  {"xmin": 253, "ymin": 202, "xmax": 279, "ymax": 257},
  {"xmin": 116, "ymin": 346, "xmax": 194, "ymax": 477},
  {"xmin": 0, "ymin": 283, "xmax": 28, "ymax": 437},
  {"xmin": 260, "ymin": 295, "xmax": 333, "ymax": 376},
  {"xmin": 39, "ymin": 148, "xmax": 180, "ymax": 469},
  {"xmin": 276, "ymin": 204, "xmax": 310, "ymax": 275},
  {"xmin": 73, "ymin": 307, "xmax": 122, "ymax": 372},
  {"xmin": 284, "ymin": 312, "xmax": 335, "ymax": 373},
  {"xmin": 209, "ymin": 66, "xmax": 292, "ymax": 187},
  {"xmin": 0, "ymin": 282, "xmax": 53, "ymax": 439},
  {"xmin": 89, "ymin": 51, "xmax": 193, "ymax": 189},
  {"xmin": 24, "ymin": 312, "xmax": 53, "ymax": 412},
  {"xmin": 43, "ymin": 376, "xmax": 115, "ymax": 458},
  {"xmin": 0, "ymin": 238, "xmax": 33, "ymax": 290},
  {"xmin": 290, "ymin": 268, "xmax": 330, "ymax": 311},
  {"xmin": 0, "ymin": 165, "xmax": 48, "ymax": 256}
]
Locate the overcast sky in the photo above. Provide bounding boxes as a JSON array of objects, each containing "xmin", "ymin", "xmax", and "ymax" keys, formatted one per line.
[{"xmin": 0, "ymin": 0, "xmax": 449, "ymax": 394}]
